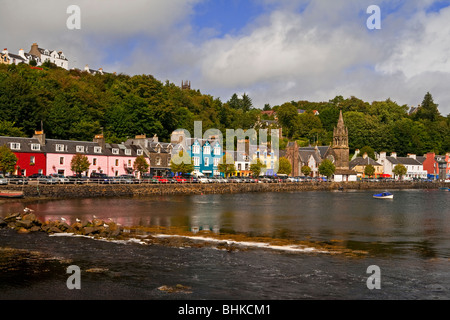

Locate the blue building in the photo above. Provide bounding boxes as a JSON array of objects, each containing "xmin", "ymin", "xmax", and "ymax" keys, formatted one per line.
[
  {"xmin": 188, "ymin": 138, "xmax": 224, "ymax": 176},
  {"xmin": 170, "ymin": 130, "xmax": 224, "ymax": 177}
]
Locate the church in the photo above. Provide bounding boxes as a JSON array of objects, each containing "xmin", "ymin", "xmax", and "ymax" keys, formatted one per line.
[{"xmin": 285, "ymin": 110, "xmax": 357, "ymax": 181}]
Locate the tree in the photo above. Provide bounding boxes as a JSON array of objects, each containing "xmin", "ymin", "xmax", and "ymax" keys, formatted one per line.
[
  {"xmin": 133, "ymin": 155, "xmax": 150, "ymax": 177},
  {"xmin": 218, "ymin": 154, "xmax": 236, "ymax": 177},
  {"xmin": 359, "ymin": 146, "xmax": 375, "ymax": 160},
  {"xmin": 301, "ymin": 165, "xmax": 312, "ymax": 177},
  {"xmin": 250, "ymin": 158, "xmax": 266, "ymax": 178},
  {"xmin": 318, "ymin": 159, "xmax": 335, "ymax": 179},
  {"xmin": 70, "ymin": 153, "xmax": 91, "ymax": 177},
  {"xmin": 277, "ymin": 157, "xmax": 292, "ymax": 175},
  {"xmin": 364, "ymin": 164, "xmax": 375, "ymax": 177},
  {"xmin": 415, "ymin": 92, "xmax": 440, "ymax": 122},
  {"xmin": 0, "ymin": 145, "xmax": 17, "ymax": 174},
  {"xmin": 392, "ymin": 164, "xmax": 407, "ymax": 180},
  {"xmin": 170, "ymin": 151, "xmax": 194, "ymax": 176}
]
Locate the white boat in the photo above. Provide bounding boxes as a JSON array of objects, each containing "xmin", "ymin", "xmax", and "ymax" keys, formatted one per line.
[{"xmin": 373, "ymin": 192, "xmax": 393, "ymax": 199}]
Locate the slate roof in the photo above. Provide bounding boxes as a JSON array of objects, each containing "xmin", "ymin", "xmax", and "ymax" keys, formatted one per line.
[
  {"xmin": 350, "ymin": 157, "xmax": 382, "ymax": 168},
  {"xmin": 0, "ymin": 136, "xmax": 45, "ymax": 153}
]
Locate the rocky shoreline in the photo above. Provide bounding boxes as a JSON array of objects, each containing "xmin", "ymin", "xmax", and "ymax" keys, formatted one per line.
[{"xmin": 0, "ymin": 210, "xmax": 369, "ymax": 256}]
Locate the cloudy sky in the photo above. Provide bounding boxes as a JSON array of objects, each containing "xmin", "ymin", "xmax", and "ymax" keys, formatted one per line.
[{"xmin": 2, "ymin": 0, "xmax": 450, "ymax": 115}]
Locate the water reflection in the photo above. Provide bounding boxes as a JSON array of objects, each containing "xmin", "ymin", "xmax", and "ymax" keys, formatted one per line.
[{"xmin": 1, "ymin": 190, "xmax": 449, "ymax": 258}]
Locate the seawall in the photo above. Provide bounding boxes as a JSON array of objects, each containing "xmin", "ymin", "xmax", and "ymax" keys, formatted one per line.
[{"xmin": 1, "ymin": 181, "xmax": 447, "ymax": 200}]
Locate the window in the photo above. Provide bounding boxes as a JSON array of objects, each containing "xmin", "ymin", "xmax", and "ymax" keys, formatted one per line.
[
  {"xmin": 214, "ymin": 147, "xmax": 221, "ymax": 155},
  {"xmin": 204, "ymin": 146, "xmax": 211, "ymax": 154},
  {"xmin": 94, "ymin": 146, "xmax": 102, "ymax": 153},
  {"xmin": 115, "ymin": 159, "xmax": 119, "ymax": 166},
  {"xmin": 156, "ymin": 157, "xmax": 161, "ymax": 166},
  {"xmin": 60, "ymin": 157, "xmax": 64, "ymax": 165},
  {"xmin": 193, "ymin": 157, "xmax": 200, "ymax": 167},
  {"xmin": 192, "ymin": 145, "xmax": 200, "ymax": 154},
  {"xmin": 76, "ymin": 146, "xmax": 85, "ymax": 153},
  {"xmin": 56, "ymin": 144, "xmax": 64, "ymax": 152},
  {"xmin": 128, "ymin": 160, "xmax": 132, "ymax": 166},
  {"xmin": 112, "ymin": 148, "xmax": 119, "ymax": 155},
  {"xmin": 204, "ymin": 157, "xmax": 209, "ymax": 166},
  {"xmin": 238, "ymin": 163, "xmax": 242, "ymax": 170},
  {"xmin": 125, "ymin": 149, "xmax": 131, "ymax": 156},
  {"xmin": 93, "ymin": 158, "xmax": 97, "ymax": 166},
  {"xmin": 31, "ymin": 144, "xmax": 40, "ymax": 151},
  {"xmin": 137, "ymin": 149, "xmax": 143, "ymax": 156},
  {"xmin": 214, "ymin": 157, "xmax": 220, "ymax": 167},
  {"xmin": 30, "ymin": 156, "xmax": 35, "ymax": 164},
  {"xmin": 10, "ymin": 143, "xmax": 20, "ymax": 150}
]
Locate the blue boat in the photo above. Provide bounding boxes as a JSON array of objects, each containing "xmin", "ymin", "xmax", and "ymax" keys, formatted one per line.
[
  {"xmin": 439, "ymin": 187, "xmax": 449, "ymax": 191},
  {"xmin": 373, "ymin": 192, "xmax": 394, "ymax": 199}
]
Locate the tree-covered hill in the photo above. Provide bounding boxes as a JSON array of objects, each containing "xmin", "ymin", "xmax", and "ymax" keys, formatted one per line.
[{"xmin": 0, "ymin": 63, "xmax": 448, "ymax": 156}]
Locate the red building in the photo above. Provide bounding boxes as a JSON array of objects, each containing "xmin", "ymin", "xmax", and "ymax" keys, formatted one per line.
[
  {"xmin": 423, "ymin": 152, "xmax": 450, "ymax": 180},
  {"xmin": 0, "ymin": 134, "xmax": 47, "ymax": 176}
]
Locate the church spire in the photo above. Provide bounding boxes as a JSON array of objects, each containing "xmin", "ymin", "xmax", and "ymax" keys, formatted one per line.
[{"xmin": 333, "ymin": 110, "xmax": 348, "ymax": 147}]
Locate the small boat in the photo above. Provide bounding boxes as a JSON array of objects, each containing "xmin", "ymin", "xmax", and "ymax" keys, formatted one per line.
[
  {"xmin": 0, "ymin": 190, "xmax": 24, "ymax": 198},
  {"xmin": 373, "ymin": 192, "xmax": 393, "ymax": 199},
  {"xmin": 439, "ymin": 187, "xmax": 449, "ymax": 191}
]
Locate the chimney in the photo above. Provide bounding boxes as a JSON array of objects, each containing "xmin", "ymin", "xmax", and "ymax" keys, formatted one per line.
[
  {"xmin": 390, "ymin": 152, "xmax": 397, "ymax": 158},
  {"xmin": 2, "ymin": 48, "xmax": 8, "ymax": 55},
  {"xmin": 84, "ymin": 65, "xmax": 90, "ymax": 72},
  {"xmin": 29, "ymin": 43, "xmax": 41, "ymax": 58},
  {"xmin": 407, "ymin": 154, "xmax": 416, "ymax": 160},
  {"xmin": 362, "ymin": 152, "xmax": 368, "ymax": 159},
  {"xmin": 33, "ymin": 130, "xmax": 46, "ymax": 146},
  {"xmin": 93, "ymin": 134, "xmax": 105, "ymax": 149},
  {"xmin": 18, "ymin": 49, "xmax": 25, "ymax": 58}
]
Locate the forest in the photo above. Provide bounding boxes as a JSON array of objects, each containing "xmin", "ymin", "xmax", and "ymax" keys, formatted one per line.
[{"xmin": 0, "ymin": 63, "xmax": 449, "ymax": 156}]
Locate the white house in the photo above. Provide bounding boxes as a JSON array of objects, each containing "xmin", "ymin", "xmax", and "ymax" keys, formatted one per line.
[
  {"xmin": 29, "ymin": 43, "xmax": 69, "ymax": 70},
  {"xmin": 377, "ymin": 152, "xmax": 427, "ymax": 180}
]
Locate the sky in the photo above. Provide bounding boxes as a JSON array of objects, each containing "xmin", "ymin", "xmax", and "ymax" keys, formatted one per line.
[{"xmin": 1, "ymin": 0, "xmax": 450, "ymax": 116}]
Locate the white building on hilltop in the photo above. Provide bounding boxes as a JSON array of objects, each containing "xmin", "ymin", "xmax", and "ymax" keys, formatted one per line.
[{"xmin": 1, "ymin": 43, "xmax": 69, "ymax": 70}]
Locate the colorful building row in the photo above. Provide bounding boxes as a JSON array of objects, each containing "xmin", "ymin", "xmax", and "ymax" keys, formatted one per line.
[{"xmin": 0, "ymin": 132, "xmax": 174, "ymax": 177}]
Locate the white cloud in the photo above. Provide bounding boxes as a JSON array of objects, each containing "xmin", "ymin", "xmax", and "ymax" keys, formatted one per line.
[{"xmin": 1, "ymin": 0, "xmax": 449, "ymax": 115}]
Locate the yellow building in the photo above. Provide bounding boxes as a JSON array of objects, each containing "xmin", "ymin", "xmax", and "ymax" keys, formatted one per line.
[{"xmin": 349, "ymin": 154, "xmax": 384, "ymax": 178}]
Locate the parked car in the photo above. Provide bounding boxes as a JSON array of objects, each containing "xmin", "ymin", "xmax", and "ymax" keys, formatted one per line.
[
  {"xmin": 90, "ymin": 173, "xmax": 111, "ymax": 184},
  {"xmin": 287, "ymin": 176, "xmax": 297, "ymax": 182},
  {"xmin": 0, "ymin": 174, "xmax": 8, "ymax": 185},
  {"xmin": 173, "ymin": 176, "xmax": 187, "ymax": 183},
  {"xmin": 153, "ymin": 176, "xmax": 169, "ymax": 183},
  {"xmin": 37, "ymin": 175, "xmax": 59, "ymax": 184},
  {"xmin": 67, "ymin": 175, "xmax": 89, "ymax": 184},
  {"xmin": 116, "ymin": 174, "xmax": 137, "ymax": 184},
  {"xmin": 8, "ymin": 175, "xmax": 28, "ymax": 185},
  {"xmin": 28, "ymin": 173, "xmax": 46, "ymax": 180},
  {"xmin": 197, "ymin": 176, "xmax": 209, "ymax": 183},
  {"xmin": 50, "ymin": 174, "xmax": 70, "ymax": 184}
]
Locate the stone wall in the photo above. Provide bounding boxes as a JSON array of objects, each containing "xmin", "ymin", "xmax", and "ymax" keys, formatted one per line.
[{"xmin": 0, "ymin": 181, "xmax": 446, "ymax": 199}]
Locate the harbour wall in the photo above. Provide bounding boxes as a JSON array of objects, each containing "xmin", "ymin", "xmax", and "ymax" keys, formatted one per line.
[{"xmin": 1, "ymin": 182, "xmax": 447, "ymax": 200}]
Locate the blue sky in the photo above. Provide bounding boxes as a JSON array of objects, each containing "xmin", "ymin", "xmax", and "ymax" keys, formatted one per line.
[{"xmin": 2, "ymin": 0, "xmax": 450, "ymax": 115}]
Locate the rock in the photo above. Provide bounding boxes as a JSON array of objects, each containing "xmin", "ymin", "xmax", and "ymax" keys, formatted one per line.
[
  {"xmin": 17, "ymin": 227, "xmax": 30, "ymax": 234},
  {"xmin": 22, "ymin": 213, "xmax": 37, "ymax": 222},
  {"xmin": 47, "ymin": 226, "xmax": 63, "ymax": 234},
  {"xmin": 0, "ymin": 217, "xmax": 6, "ymax": 227},
  {"xmin": 30, "ymin": 226, "xmax": 41, "ymax": 232},
  {"xmin": 83, "ymin": 227, "xmax": 96, "ymax": 235},
  {"xmin": 4, "ymin": 212, "xmax": 20, "ymax": 222},
  {"xmin": 58, "ymin": 222, "xmax": 70, "ymax": 231},
  {"xmin": 92, "ymin": 219, "xmax": 104, "ymax": 227},
  {"xmin": 16, "ymin": 219, "xmax": 34, "ymax": 229}
]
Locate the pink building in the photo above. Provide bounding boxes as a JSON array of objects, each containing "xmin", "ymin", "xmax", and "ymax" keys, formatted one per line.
[{"xmin": 45, "ymin": 136, "xmax": 147, "ymax": 177}]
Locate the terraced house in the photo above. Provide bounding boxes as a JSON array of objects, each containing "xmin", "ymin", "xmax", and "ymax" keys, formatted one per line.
[{"xmin": 0, "ymin": 131, "xmax": 174, "ymax": 178}]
